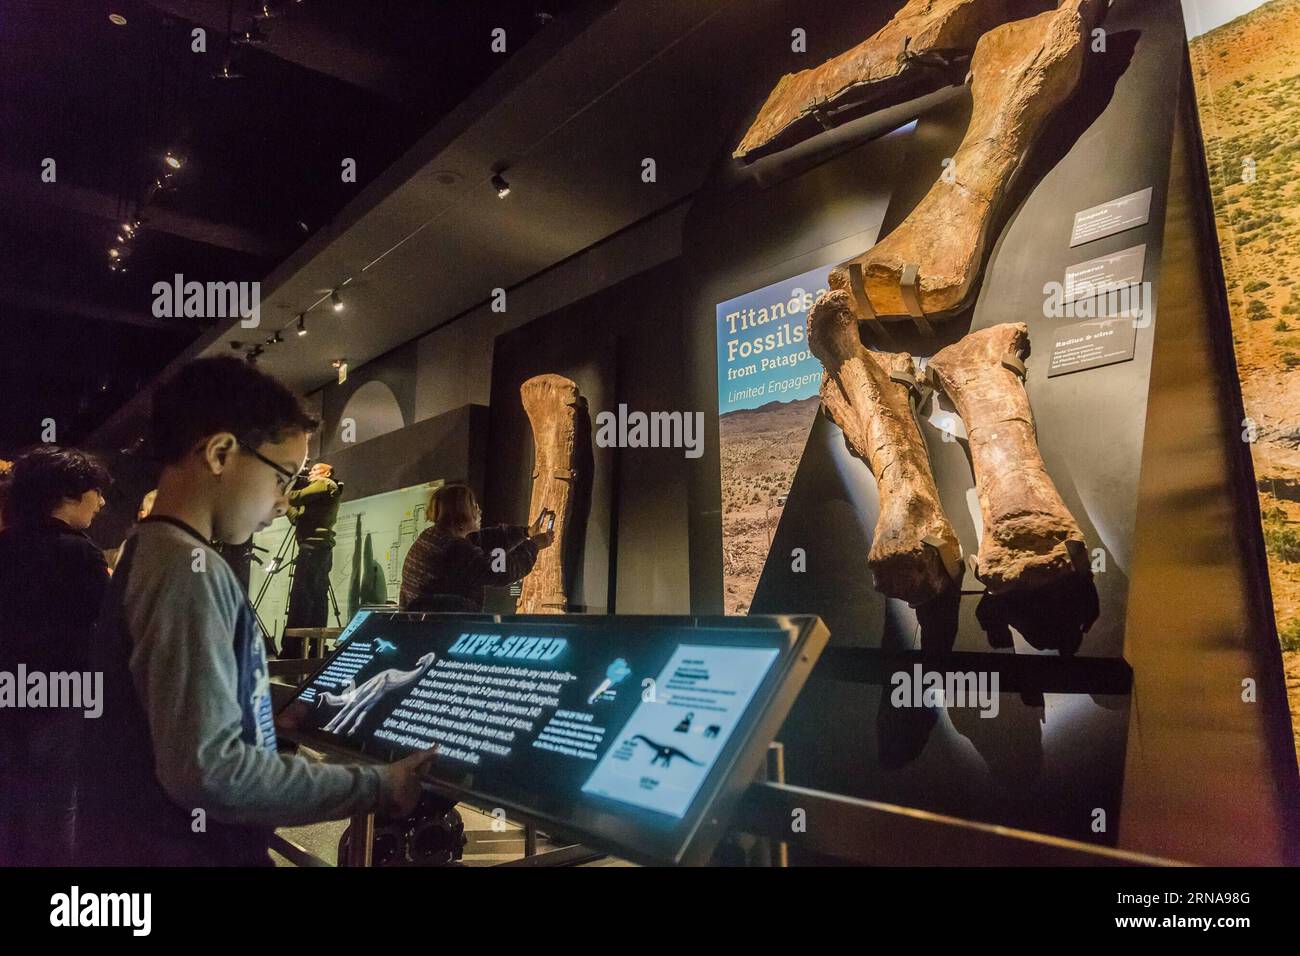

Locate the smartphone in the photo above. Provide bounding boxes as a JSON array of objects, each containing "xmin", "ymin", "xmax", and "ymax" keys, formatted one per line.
[{"xmin": 546, "ymin": 511, "xmax": 556, "ymax": 532}]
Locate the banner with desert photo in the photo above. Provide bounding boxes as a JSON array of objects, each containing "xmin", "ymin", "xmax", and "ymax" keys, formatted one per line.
[
  {"xmin": 716, "ymin": 267, "xmax": 830, "ymax": 614},
  {"xmin": 1186, "ymin": 0, "xmax": 1300, "ymax": 753}
]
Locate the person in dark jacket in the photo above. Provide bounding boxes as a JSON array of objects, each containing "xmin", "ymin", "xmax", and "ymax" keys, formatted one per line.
[
  {"xmin": 282, "ymin": 461, "xmax": 341, "ymax": 655},
  {"xmin": 400, "ymin": 484, "xmax": 551, "ymax": 613},
  {"xmin": 0, "ymin": 446, "xmax": 112, "ymax": 866}
]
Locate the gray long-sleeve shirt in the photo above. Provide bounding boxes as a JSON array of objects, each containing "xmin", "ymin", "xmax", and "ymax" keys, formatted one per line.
[{"xmin": 77, "ymin": 516, "xmax": 391, "ymax": 865}]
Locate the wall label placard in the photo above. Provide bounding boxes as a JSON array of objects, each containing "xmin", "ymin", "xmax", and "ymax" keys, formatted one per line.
[
  {"xmin": 1047, "ymin": 317, "xmax": 1137, "ymax": 377},
  {"xmin": 1069, "ymin": 186, "xmax": 1153, "ymax": 247},
  {"xmin": 1063, "ymin": 243, "xmax": 1146, "ymax": 304}
]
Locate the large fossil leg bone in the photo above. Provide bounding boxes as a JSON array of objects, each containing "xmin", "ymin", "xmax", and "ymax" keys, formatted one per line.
[
  {"xmin": 734, "ymin": 0, "xmax": 1016, "ymax": 161},
  {"xmin": 926, "ymin": 322, "xmax": 1088, "ymax": 593},
  {"xmin": 833, "ymin": 0, "xmax": 1104, "ymax": 323},
  {"xmin": 518, "ymin": 374, "xmax": 582, "ymax": 614},
  {"xmin": 808, "ymin": 289, "xmax": 962, "ymax": 605}
]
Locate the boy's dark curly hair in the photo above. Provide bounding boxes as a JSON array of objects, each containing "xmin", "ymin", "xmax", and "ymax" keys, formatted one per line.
[{"xmin": 151, "ymin": 357, "xmax": 318, "ymax": 464}]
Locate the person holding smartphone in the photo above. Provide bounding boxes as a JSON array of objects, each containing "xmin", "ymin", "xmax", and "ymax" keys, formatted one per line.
[{"xmin": 400, "ymin": 484, "xmax": 553, "ymax": 613}]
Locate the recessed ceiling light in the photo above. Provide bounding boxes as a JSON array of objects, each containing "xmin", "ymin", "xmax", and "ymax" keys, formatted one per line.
[{"xmin": 109, "ymin": 13, "xmax": 127, "ymax": 26}]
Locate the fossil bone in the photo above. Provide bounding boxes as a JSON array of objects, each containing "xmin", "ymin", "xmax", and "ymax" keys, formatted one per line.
[
  {"xmin": 518, "ymin": 374, "xmax": 582, "ymax": 614},
  {"xmin": 808, "ymin": 289, "xmax": 961, "ymax": 605},
  {"xmin": 734, "ymin": 0, "xmax": 1015, "ymax": 161},
  {"xmin": 926, "ymin": 322, "xmax": 1088, "ymax": 593},
  {"xmin": 832, "ymin": 0, "xmax": 1104, "ymax": 322}
]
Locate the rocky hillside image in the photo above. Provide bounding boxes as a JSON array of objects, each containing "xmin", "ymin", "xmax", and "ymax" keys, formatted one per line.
[
  {"xmin": 719, "ymin": 395, "xmax": 821, "ymax": 614},
  {"xmin": 1189, "ymin": 0, "xmax": 1300, "ymax": 749}
]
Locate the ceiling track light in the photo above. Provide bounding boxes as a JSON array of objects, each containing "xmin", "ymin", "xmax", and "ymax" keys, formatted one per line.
[
  {"xmin": 212, "ymin": 60, "xmax": 243, "ymax": 80},
  {"xmin": 296, "ymin": 313, "xmax": 307, "ymax": 336},
  {"xmin": 255, "ymin": 1, "xmax": 279, "ymax": 18},
  {"xmin": 164, "ymin": 150, "xmax": 183, "ymax": 170},
  {"xmin": 233, "ymin": 24, "xmax": 270, "ymax": 45},
  {"xmin": 491, "ymin": 172, "xmax": 511, "ymax": 198},
  {"xmin": 331, "ymin": 290, "xmax": 344, "ymax": 312}
]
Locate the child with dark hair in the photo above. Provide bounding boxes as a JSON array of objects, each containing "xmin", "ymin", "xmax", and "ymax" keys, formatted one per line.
[
  {"xmin": 77, "ymin": 357, "xmax": 434, "ymax": 866},
  {"xmin": 0, "ymin": 445, "xmax": 112, "ymax": 865}
]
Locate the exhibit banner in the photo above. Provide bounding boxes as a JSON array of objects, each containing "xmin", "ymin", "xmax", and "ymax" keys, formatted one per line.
[
  {"xmin": 716, "ymin": 266, "xmax": 830, "ymax": 614},
  {"xmin": 1186, "ymin": 0, "xmax": 1300, "ymax": 755}
]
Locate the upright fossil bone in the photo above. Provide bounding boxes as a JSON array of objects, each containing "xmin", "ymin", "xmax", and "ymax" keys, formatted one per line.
[
  {"xmin": 808, "ymin": 290, "xmax": 962, "ymax": 605},
  {"xmin": 734, "ymin": 0, "xmax": 1015, "ymax": 161},
  {"xmin": 834, "ymin": 0, "xmax": 1104, "ymax": 323},
  {"xmin": 518, "ymin": 374, "xmax": 582, "ymax": 614},
  {"xmin": 926, "ymin": 322, "xmax": 1088, "ymax": 593}
]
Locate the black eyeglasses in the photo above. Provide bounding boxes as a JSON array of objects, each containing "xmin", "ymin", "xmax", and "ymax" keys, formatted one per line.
[{"xmin": 238, "ymin": 438, "xmax": 297, "ymax": 493}]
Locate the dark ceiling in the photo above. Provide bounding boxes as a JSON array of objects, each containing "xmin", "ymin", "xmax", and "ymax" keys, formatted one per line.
[{"xmin": 0, "ymin": 0, "xmax": 591, "ymax": 457}]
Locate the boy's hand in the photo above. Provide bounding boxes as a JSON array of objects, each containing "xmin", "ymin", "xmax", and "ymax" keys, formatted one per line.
[
  {"xmin": 382, "ymin": 747, "xmax": 438, "ymax": 817},
  {"xmin": 530, "ymin": 529, "xmax": 555, "ymax": 549}
]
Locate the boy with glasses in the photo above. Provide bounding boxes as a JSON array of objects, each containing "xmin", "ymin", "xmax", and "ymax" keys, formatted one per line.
[{"xmin": 76, "ymin": 357, "xmax": 433, "ymax": 865}]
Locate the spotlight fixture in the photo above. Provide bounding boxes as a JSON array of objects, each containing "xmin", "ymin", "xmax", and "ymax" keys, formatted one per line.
[
  {"xmin": 108, "ymin": 248, "xmax": 120, "ymax": 259},
  {"xmin": 255, "ymin": 1, "xmax": 278, "ymax": 18},
  {"xmin": 233, "ymin": 23, "xmax": 269, "ymax": 45},
  {"xmin": 164, "ymin": 151, "xmax": 183, "ymax": 170},
  {"xmin": 109, "ymin": 13, "xmax": 127, "ymax": 26},
  {"xmin": 491, "ymin": 173, "xmax": 511, "ymax": 198},
  {"xmin": 212, "ymin": 59, "xmax": 243, "ymax": 80},
  {"xmin": 296, "ymin": 314, "xmax": 307, "ymax": 336},
  {"xmin": 331, "ymin": 290, "xmax": 344, "ymax": 312},
  {"xmin": 121, "ymin": 222, "xmax": 135, "ymax": 237},
  {"xmin": 535, "ymin": 10, "xmax": 554, "ymax": 25},
  {"xmin": 267, "ymin": 331, "xmax": 284, "ymax": 345}
]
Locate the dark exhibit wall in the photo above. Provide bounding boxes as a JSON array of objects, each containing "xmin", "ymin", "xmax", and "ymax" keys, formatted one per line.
[{"xmin": 309, "ymin": 346, "xmax": 488, "ymax": 506}]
